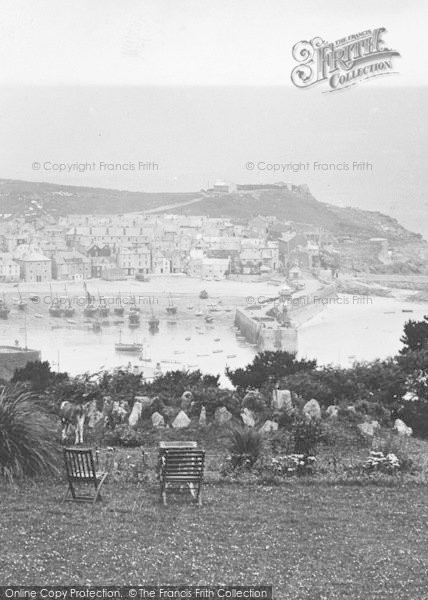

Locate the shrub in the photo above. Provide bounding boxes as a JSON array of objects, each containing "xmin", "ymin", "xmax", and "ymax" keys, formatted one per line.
[
  {"xmin": 292, "ymin": 418, "xmax": 322, "ymax": 456},
  {"xmin": 226, "ymin": 424, "xmax": 264, "ymax": 468},
  {"xmin": 226, "ymin": 351, "xmax": 317, "ymax": 393},
  {"xmin": 0, "ymin": 385, "xmax": 60, "ymax": 482},
  {"xmin": 396, "ymin": 400, "xmax": 428, "ymax": 438},
  {"xmin": 102, "ymin": 424, "xmax": 145, "ymax": 447}
]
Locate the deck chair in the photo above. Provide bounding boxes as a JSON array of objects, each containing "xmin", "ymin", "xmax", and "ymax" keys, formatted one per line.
[
  {"xmin": 63, "ymin": 447, "xmax": 108, "ymax": 505},
  {"xmin": 159, "ymin": 448, "xmax": 205, "ymax": 506}
]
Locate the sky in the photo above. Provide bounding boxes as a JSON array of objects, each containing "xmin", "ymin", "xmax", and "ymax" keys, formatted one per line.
[{"xmin": 0, "ymin": 0, "xmax": 427, "ymax": 236}]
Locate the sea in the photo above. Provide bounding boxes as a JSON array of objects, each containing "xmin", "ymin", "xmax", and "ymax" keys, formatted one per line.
[{"xmin": 1, "ymin": 288, "xmax": 427, "ymax": 387}]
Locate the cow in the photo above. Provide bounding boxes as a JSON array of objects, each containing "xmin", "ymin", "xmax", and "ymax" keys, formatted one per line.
[{"xmin": 60, "ymin": 400, "xmax": 87, "ymax": 445}]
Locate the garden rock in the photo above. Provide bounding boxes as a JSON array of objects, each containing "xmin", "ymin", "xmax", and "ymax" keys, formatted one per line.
[
  {"xmin": 241, "ymin": 408, "xmax": 255, "ymax": 427},
  {"xmin": 199, "ymin": 407, "xmax": 207, "ymax": 426},
  {"xmin": 242, "ymin": 390, "xmax": 266, "ymax": 412},
  {"xmin": 303, "ymin": 399, "xmax": 321, "ymax": 420},
  {"xmin": 151, "ymin": 411, "xmax": 165, "ymax": 428},
  {"xmin": 259, "ymin": 420, "xmax": 278, "ymax": 434},
  {"xmin": 402, "ymin": 391, "xmax": 418, "ymax": 402},
  {"xmin": 215, "ymin": 406, "xmax": 232, "ymax": 425},
  {"xmin": 357, "ymin": 421, "xmax": 380, "ymax": 437},
  {"xmin": 172, "ymin": 410, "xmax": 191, "ymax": 429},
  {"xmin": 128, "ymin": 400, "xmax": 143, "ymax": 427},
  {"xmin": 134, "ymin": 396, "xmax": 152, "ymax": 411},
  {"xmin": 347, "ymin": 406, "xmax": 356, "ymax": 413},
  {"xmin": 326, "ymin": 405, "xmax": 339, "ymax": 418},
  {"xmin": 272, "ymin": 389, "xmax": 292, "ymax": 412},
  {"xmin": 394, "ymin": 418, "xmax": 413, "ymax": 436}
]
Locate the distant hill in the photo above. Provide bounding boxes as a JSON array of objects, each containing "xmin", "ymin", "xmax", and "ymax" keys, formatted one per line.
[{"xmin": 0, "ymin": 178, "xmax": 423, "ymax": 244}]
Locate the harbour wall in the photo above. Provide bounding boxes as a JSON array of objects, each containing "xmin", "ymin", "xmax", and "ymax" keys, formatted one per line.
[
  {"xmin": 235, "ymin": 308, "xmax": 298, "ymax": 353},
  {"xmin": 0, "ymin": 347, "xmax": 41, "ymax": 381},
  {"xmin": 235, "ymin": 284, "xmax": 337, "ymax": 353}
]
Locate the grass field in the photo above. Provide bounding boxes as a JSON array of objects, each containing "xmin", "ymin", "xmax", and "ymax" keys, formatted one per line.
[{"xmin": 1, "ymin": 481, "xmax": 427, "ymax": 599}]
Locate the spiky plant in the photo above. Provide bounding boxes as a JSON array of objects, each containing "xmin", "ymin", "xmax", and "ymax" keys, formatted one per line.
[
  {"xmin": 0, "ymin": 384, "xmax": 61, "ymax": 482},
  {"xmin": 226, "ymin": 424, "xmax": 264, "ymax": 467}
]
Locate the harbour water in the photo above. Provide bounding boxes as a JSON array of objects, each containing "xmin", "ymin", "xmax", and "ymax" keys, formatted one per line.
[{"xmin": 1, "ymin": 277, "xmax": 427, "ymax": 385}]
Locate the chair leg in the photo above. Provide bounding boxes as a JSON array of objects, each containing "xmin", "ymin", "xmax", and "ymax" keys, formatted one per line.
[
  {"xmin": 62, "ymin": 484, "xmax": 72, "ymax": 503},
  {"xmin": 197, "ymin": 482, "xmax": 203, "ymax": 507},
  {"xmin": 93, "ymin": 474, "xmax": 108, "ymax": 505}
]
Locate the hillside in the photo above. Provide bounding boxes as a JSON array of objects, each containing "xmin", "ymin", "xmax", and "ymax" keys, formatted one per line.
[{"xmin": 0, "ymin": 178, "xmax": 424, "ymax": 244}]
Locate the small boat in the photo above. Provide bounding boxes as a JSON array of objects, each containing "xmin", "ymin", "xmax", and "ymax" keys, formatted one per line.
[
  {"xmin": 49, "ymin": 305, "xmax": 62, "ymax": 317},
  {"xmin": 212, "ymin": 349, "xmax": 223, "ymax": 353},
  {"xmin": 185, "ymin": 337, "xmax": 191, "ymax": 341},
  {"xmin": 34, "ymin": 313, "xmax": 43, "ymax": 319},
  {"xmin": 198, "ymin": 331, "xmax": 204, "ymax": 335},
  {"xmin": 197, "ymin": 354, "xmax": 210, "ymax": 357},
  {"xmin": 402, "ymin": 309, "xmax": 414, "ymax": 313},
  {"xmin": 0, "ymin": 295, "xmax": 10, "ymax": 319},
  {"xmin": 195, "ymin": 310, "xmax": 203, "ymax": 316},
  {"xmin": 99, "ymin": 305, "xmax": 110, "ymax": 318},
  {"xmin": 166, "ymin": 294, "xmax": 178, "ymax": 315},
  {"xmin": 84, "ymin": 305, "xmax": 98, "ymax": 318},
  {"xmin": 114, "ymin": 292, "xmax": 125, "ymax": 316},
  {"xmin": 199, "ymin": 290, "xmax": 209, "ymax": 299},
  {"xmin": 227, "ymin": 354, "xmax": 237, "ymax": 358},
  {"xmin": 149, "ymin": 307, "xmax": 159, "ymax": 330},
  {"xmin": 115, "ymin": 332, "xmax": 143, "ymax": 353},
  {"xmin": 66, "ymin": 319, "xmax": 76, "ymax": 324},
  {"xmin": 187, "ymin": 364, "xmax": 198, "ymax": 368},
  {"xmin": 63, "ymin": 286, "xmax": 75, "ymax": 317},
  {"xmin": 174, "ymin": 350, "xmax": 185, "ymax": 355},
  {"xmin": 224, "ymin": 306, "xmax": 233, "ymax": 312},
  {"xmin": 214, "ymin": 338, "xmax": 220, "ymax": 342},
  {"xmin": 16, "ymin": 286, "xmax": 27, "ymax": 310},
  {"xmin": 384, "ymin": 311, "xmax": 395, "ymax": 314},
  {"xmin": 205, "ymin": 315, "xmax": 214, "ymax": 323},
  {"xmin": 129, "ymin": 313, "xmax": 140, "ymax": 327},
  {"xmin": 187, "ymin": 304, "xmax": 194, "ymax": 310}
]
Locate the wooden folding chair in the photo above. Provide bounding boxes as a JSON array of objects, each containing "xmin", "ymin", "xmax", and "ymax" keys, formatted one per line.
[
  {"xmin": 62, "ymin": 447, "xmax": 108, "ymax": 505},
  {"xmin": 159, "ymin": 448, "xmax": 205, "ymax": 507}
]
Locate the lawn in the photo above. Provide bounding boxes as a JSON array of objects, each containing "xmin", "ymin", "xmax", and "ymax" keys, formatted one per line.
[{"xmin": 1, "ymin": 481, "xmax": 428, "ymax": 599}]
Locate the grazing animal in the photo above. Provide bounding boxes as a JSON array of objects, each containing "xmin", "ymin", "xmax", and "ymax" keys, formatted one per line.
[{"xmin": 60, "ymin": 400, "xmax": 87, "ymax": 445}]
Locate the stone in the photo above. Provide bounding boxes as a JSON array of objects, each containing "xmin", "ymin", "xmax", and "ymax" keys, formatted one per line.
[
  {"xmin": 241, "ymin": 408, "xmax": 255, "ymax": 427},
  {"xmin": 151, "ymin": 411, "xmax": 165, "ymax": 428},
  {"xmin": 242, "ymin": 390, "xmax": 266, "ymax": 412},
  {"xmin": 303, "ymin": 399, "xmax": 321, "ymax": 420},
  {"xmin": 172, "ymin": 410, "xmax": 191, "ymax": 429},
  {"xmin": 394, "ymin": 418, "xmax": 413, "ymax": 436},
  {"xmin": 402, "ymin": 391, "xmax": 419, "ymax": 402},
  {"xmin": 134, "ymin": 396, "xmax": 153, "ymax": 410},
  {"xmin": 259, "ymin": 420, "xmax": 278, "ymax": 434},
  {"xmin": 199, "ymin": 407, "xmax": 207, "ymax": 426},
  {"xmin": 272, "ymin": 389, "xmax": 292, "ymax": 411},
  {"xmin": 326, "ymin": 405, "xmax": 339, "ymax": 418},
  {"xmin": 128, "ymin": 400, "xmax": 143, "ymax": 427},
  {"xmin": 347, "ymin": 405, "xmax": 356, "ymax": 414},
  {"xmin": 357, "ymin": 420, "xmax": 380, "ymax": 437},
  {"xmin": 214, "ymin": 406, "xmax": 232, "ymax": 425}
]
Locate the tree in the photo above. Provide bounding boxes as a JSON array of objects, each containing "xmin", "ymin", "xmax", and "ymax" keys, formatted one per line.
[
  {"xmin": 12, "ymin": 361, "xmax": 67, "ymax": 392},
  {"xmin": 225, "ymin": 351, "xmax": 317, "ymax": 393},
  {"xmin": 400, "ymin": 316, "xmax": 428, "ymax": 354}
]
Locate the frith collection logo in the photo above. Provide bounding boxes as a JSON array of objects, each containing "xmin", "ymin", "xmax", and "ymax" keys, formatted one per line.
[{"xmin": 291, "ymin": 28, "xmax": 400, "ymax": 92}]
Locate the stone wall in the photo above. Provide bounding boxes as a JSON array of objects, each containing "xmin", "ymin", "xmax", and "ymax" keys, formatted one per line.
[{"xmin": 0, "ymin": 347, "xmax": 41, "ymax": 380}]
